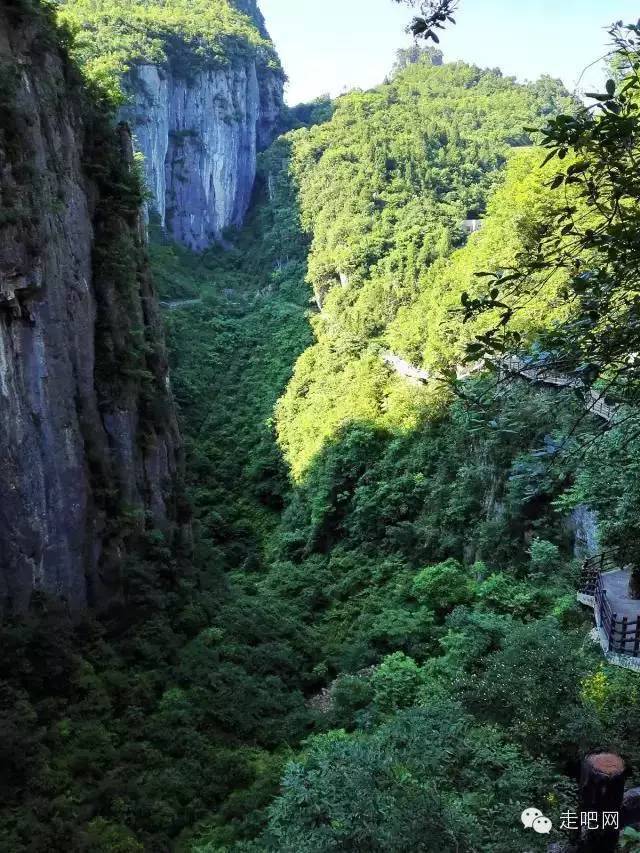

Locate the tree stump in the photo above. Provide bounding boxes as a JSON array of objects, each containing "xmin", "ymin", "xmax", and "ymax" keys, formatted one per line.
[
  {"xmin": 579, "ymin": 752, "xmax": 626, "ymax": 853},
  {"xmin": 628, "ymin": 566, "xmax": 640, "ymax": 600}
]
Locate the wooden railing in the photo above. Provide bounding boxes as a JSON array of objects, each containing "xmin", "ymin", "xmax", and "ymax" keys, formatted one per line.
[
  {"xmin": 579, "ymin": 552, "xmax": 640, "ymax": 658},
  {"xmin": 578, "ymin": 551, "xmax": 620, "ymax": 595}
]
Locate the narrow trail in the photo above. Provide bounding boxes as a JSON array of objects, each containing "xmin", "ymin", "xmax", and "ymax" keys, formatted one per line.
[
  {"xmin": 499, "ymin": 355, "xmax": 617, "ymax": 422},
  {"xmin": 382, "ymin": 350, "xmax": 617, "ymax": 423},
  {"xmin": 159, "ymin": 298, "xmax": 203, "ymax": 310}
]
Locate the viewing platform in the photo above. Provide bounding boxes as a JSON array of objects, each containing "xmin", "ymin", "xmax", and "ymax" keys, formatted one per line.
[{"xmin": 578, "ymin": 552, "xmax": 640, "ymax": 672}]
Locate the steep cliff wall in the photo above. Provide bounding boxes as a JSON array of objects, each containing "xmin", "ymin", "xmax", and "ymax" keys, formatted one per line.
[
  {"xmin": 55, "ymin": 0, "xmax": 284, "ymax": 251},
  {"xmin": 121, "ymin": 58, "xmax": 283, "ymax": 250},
  {"xmin": 0, "ymin": 1, "xmax": 185, "ymax": 614}
]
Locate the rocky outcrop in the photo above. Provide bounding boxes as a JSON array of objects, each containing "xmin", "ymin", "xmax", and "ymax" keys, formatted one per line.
[
  {"xmin": 567, "ymin": 505, "xmax": 599, "ymax": 558},
  {"xmin": 0, "ymin": 3, "xmax": 186, "ymax": 614},
  {"xmin": 121, "ymin": 58, "xmax": 284, "ymax": 250}
]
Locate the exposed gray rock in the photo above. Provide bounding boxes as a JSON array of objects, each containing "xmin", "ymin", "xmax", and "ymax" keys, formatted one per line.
[
  {"xmin": 121, "ymin": 58, "xmax": 283, "ymax": 250},
  {"xmin": 257, "ymin": 68, "xmax": 284, "ymax": 150},
  {"xmin": 0, "ymin": 5, "xmax": 185, "ymax": 614},
  {"xmin": 567, "ymin": 505, "xmax": 599, "ymax": 558}
]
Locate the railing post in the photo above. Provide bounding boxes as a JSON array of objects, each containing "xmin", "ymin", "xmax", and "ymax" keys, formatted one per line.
[
  {"xmin": 634, "ymin": 621, "xmax": 640, "ymax": 657},
  {"xmin": 621, "ymin": 617, "xmax": 629, "ymax": 654},
  {"xmin": 609, "ymin": 612, "xmax": 617, "ymax": 653}
]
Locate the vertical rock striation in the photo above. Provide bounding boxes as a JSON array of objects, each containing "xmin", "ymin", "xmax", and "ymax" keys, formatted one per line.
[
  {"xmin": 121, "ymin": 58, "xmax": 283, "ymax": 251},
  {"xmin": 568, "ymin": 505, "xmax": 600, "ymax": 558},
  {"xmin": 0, "ymin": 2, "xmax": 186, "ymax": 614}
]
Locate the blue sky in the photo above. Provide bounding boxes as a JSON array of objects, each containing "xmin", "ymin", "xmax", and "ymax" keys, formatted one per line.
[{"xmin": 259, "ymin": 0, "xmax": 640, "ymax": 105}]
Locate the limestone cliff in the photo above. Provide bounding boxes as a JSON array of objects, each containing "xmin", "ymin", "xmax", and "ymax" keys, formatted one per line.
[
  {"xmin": 121, "ymin": 57, "xmax": 283, "ymax": 250},
  {"xmin": 118, "ymin": 0, "xmax": 285, "ymax": 251},
  {"xmin": 0, "ymin": 1, "xmax": 186, "ymax": 614}
]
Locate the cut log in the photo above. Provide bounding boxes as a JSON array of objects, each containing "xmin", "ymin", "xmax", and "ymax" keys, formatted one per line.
[{"xmin": 578, "ymin": 752, "xmax": 625, "ymax": 853}]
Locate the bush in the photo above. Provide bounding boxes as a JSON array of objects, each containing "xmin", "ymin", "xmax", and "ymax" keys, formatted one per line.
[
  {"xmin": 260, "ymin": 705, "xmax": 566, "ymax": 853},
  {"xmin": 371, "ymin": 652, "xmax": 424, "ymax": 713},
  {"xmin": 412, "ymin": 559, "xmax": 475, "ymax": 614},
  {"xmin": 529, "ymin": 538, "xmax": 562, "ymax": 575},
  {"xmin": 330, "ymin": 674, "xmax": 375, "ymax": 729}
]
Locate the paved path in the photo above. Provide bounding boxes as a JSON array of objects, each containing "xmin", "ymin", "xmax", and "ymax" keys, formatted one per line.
[
  {"xmin": 159, "ymin": 298, "xmax": 202, "ymax": 310},
  {"xmin": 500, "ymin": 356, "xmax": 616, "ymax": 423},
  {"xmin": 602, "ymin": 570, "xmax": 640, "ymax": 621},
  {"xmin": 381, "ymin": 351, "xmax": 431, "ymax": 383},
  {"xmin": 382, "ymin": 350, "xmax": 617, "ymax": 423}
]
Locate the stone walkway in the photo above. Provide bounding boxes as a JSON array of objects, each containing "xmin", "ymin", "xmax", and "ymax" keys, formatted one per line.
[
  {"xmin": 159, "ymin": 298, "xmax": 202, "ymax": 310},
  {"xmin": 602, "ymin": 570, "xmax": 640, "ymax": 621},
  {"xmin": 382, "ymin": 351, "xmax": 617, "ymax": 423},
  {"xmin": 578, "ymin": 561, "xmax": 640, "ymax": 671}
]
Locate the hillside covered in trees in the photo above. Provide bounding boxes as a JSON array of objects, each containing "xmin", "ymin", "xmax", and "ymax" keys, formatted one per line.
[{"xmin": 3, "ymin": 2, "xmax": 640, "ymax": 852}]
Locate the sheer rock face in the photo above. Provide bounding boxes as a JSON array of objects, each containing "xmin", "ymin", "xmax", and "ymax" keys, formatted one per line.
[
  {"xmin": 0, "ymin": 5, "xmax": 185, "ymax": 614},
  {"xmin": 121, "ymin": 59, "xmax": 283, "ymax": 250},
  {"xmin": 568, "ymin": 505, "xmax": 599, "ymax": 558}
]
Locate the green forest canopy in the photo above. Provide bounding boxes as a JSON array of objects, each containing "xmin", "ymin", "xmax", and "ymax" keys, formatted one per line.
[
  {"xmin": 275, "ymin": 60, "xmax": 574, "ymax": 478},
  {"xmin": 56, "ymin": 0, "xmax": 281, "ymax": 101},
  {"xmin": 5, "ymin": 3, "xmax": 640, "ymax": 852}
]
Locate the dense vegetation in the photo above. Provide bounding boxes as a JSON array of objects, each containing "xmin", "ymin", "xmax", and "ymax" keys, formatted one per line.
[
  {"xmin": 4, "ymin": 7, "xmax": 640, "ymax": 853},
  {"xmin": 56, "ymin": 0, "xmax": 281, "ymax": 102},
  {"xmin": 460, "ymin": 21, "xmax": 640, "ymax": 473},
  {"xmin": 276, "ymin": 58, "xmax": 574, "ymax": 478}
]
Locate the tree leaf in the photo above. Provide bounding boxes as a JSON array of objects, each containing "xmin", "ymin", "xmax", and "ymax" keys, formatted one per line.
[{"xmin": 540, "ymin": 150, "xmax": 557, "ymax": 168}]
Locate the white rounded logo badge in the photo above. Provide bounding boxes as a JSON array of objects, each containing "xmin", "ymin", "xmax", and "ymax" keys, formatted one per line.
[
  {"xmin": 521, "ymin": 808, "xmax": 543, "ymax": 828},
  {"xmin": 532, "ymin": 816, "xmax": 553, "ymax": 834},
  {"xmin": 521, "ymin": 807, "xmax": 552, "ymax": 834}
]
